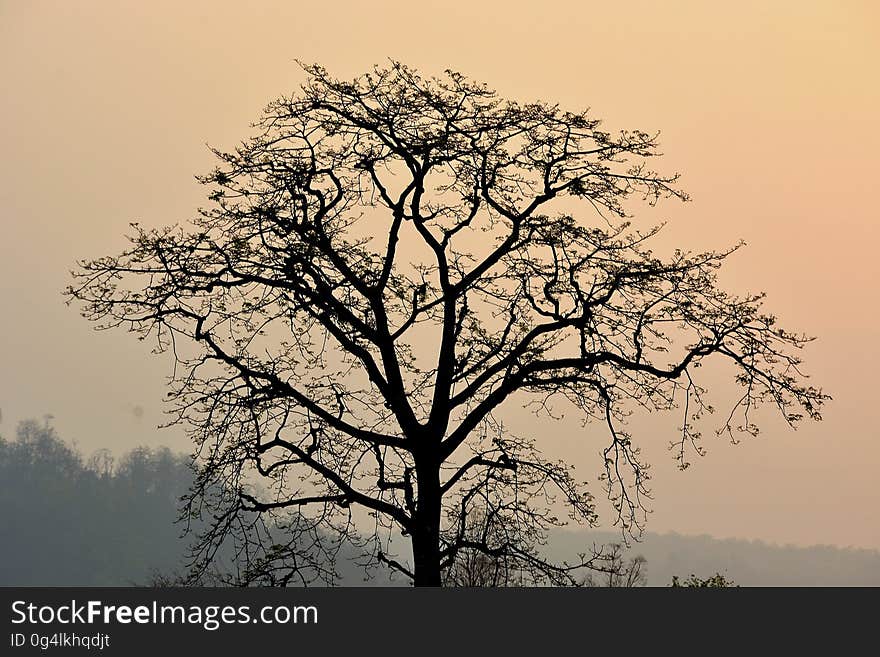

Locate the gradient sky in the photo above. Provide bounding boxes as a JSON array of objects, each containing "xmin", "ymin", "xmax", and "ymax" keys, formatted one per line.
[{"xmin": 1, "ymin": 1, "xmax": 877, "ymax": 549}]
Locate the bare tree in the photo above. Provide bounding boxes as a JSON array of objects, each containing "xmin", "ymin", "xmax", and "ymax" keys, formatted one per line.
[
  {"xmin": 582, "ymin": 544, "xmax": 647, "ymax": 588},
  {"xmin": 67, "ymin": 62, "xmax": 826, "ymax": 586}
]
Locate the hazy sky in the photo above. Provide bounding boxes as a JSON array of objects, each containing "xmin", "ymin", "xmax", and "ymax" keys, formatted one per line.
[{"xmin": 1, "ymin": 1, "xmax": 877, "ymax": 550}]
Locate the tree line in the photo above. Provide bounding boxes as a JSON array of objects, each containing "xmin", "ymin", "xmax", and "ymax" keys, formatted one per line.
[{"xmin": 0, "ymin": 417, "xmax": 192, "ymax": 585}]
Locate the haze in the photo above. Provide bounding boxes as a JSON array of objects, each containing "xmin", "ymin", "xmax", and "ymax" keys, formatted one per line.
[{"xmin": 1, "ymin": 1, "xmax": 877, "ymax": 550}]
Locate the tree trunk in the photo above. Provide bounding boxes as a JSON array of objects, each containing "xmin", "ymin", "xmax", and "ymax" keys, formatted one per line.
[{"xmin": 411, "ymin": 464, "xmax": 442, "ymax": 586}]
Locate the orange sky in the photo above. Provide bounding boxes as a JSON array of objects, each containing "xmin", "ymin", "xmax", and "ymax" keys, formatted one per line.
[{"xmin": 1, "ymin": 1, "xmax": 877, "ymax": 549}]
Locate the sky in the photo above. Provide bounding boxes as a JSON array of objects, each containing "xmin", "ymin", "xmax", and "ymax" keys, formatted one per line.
[{"xmin": 0, "ymin": 0, "xmax": 877, "ymax": 550}]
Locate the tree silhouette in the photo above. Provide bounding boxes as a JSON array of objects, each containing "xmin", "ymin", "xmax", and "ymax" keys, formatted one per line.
[
  {"xmin": 670, "ymin": 573, "xmax": 736, "ymax": 587},
  {"xmin": 67, "ymin": 62, "xmax": 826, "ymax": 586}
]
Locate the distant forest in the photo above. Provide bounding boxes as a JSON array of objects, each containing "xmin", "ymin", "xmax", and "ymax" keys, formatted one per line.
[
  {"xmin": 1, "ymin": 418, "xmax": 878, "ymax": 586},
  {"xmin": 0, "ymin": 418, "xmax": 193, "ymax": 586}
]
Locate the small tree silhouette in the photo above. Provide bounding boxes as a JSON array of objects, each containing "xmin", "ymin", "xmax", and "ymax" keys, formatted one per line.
[
  {"xmin": 671, "ymin": 573, "xmax": 737, "ymax": 587},
  {"xmin": 67, "ymin": 62, "xmax": 826, "ymax": 586}
]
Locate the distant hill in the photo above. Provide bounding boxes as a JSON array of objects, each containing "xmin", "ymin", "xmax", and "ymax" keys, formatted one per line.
[
  {"xmin": 0, "ymin": 418, "xmax": 195, "ymax": 586},
  {"xmin": 547, "ymin": 529, "xmax": 880, "ymax": 586}
]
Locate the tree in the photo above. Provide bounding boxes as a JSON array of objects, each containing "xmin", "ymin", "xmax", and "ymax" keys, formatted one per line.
[
  {"xmin": 671, "ymin": 573, "xmax": 736, "ymax": 587},
  {"xmin": 582, "ymin": 544, "xmax": 647, "ymax": 588},
  {"xmin": 67, "ymin": 61, "xmax": 826, "ymax": 587}
]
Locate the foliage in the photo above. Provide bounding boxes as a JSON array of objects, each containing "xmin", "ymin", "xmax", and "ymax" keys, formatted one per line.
[{"xmin": 671, "ymin": 573, "xmax": 737, "ymax": 587}]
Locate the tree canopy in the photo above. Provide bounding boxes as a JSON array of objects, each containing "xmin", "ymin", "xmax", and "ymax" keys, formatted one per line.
[{"xmin": 67, "ymin": 61, "xmax": 826, "ymax": 586}]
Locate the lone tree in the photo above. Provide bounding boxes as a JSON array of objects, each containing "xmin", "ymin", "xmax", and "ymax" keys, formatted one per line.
[{"xmin": 67, "ymin": 62, "xmax": 826, "ymax": 586}]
